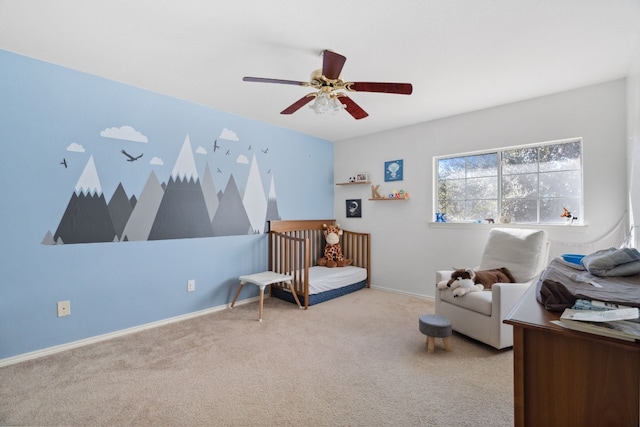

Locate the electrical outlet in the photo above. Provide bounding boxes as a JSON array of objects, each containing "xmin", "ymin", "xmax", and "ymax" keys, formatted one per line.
[
  {"xmin": 57, "ymin": 300, "xmax": 71, "ymax": 317},
  {"xmin": 187, "ymin": 279, "xmax": 195, "ymax": 292}
]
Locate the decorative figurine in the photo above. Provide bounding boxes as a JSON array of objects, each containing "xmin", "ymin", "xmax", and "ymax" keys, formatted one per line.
[
  {"xmin": 561, "ymin": 207, "xmax": 578, "ymax": 224},
  {"xmin": 499, "ymin": 214, "xmax": 511, "ymax": 224}
]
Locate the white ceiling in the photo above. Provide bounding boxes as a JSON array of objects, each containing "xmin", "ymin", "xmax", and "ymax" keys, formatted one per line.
[{"xmin": 1, "ymin": 1, "xmax": 639, "ymax": 142}]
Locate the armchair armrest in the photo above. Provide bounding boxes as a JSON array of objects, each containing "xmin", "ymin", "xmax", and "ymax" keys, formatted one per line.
[
  {"xmin": 491, "ymin": 281, "xmax": 533, "ymax": 317},
  {"xmin": 436, "ymin": 270, "xmax": 455, "ymax": 284}
]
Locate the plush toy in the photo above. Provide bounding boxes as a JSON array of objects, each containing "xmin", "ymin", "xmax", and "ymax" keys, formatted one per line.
[
  {"xmin": 435, "ymin": 268, "xmax": 484, "ymax": 297},
  {"xmin": 317, "ymin": 224, "xmax": 352, "ymax": 268},
  {"xmin": 446, "ymin": 267, "xmax": 516, "ymax": 289},
  {"xmin": 451, "ymin": 277, "xmax": 484, "ymax": 297},
  {"xmin": 437, "ymin": 266, "xmax": 516, "ymax": 297}
]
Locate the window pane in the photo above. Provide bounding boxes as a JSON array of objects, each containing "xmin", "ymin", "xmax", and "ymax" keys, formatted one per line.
[
  {"xmin": 540, "ymin": 170, "xmax": 581, "ymax": 197},
  {"xmin": 438, "ymin": 157, "xmax": 465, "ymax": 179},
  {"xmin": 502, "ymin": 173, "xmax": 538, "ymax": 199},
  {"xmin": 540, "ymin": 141, "xmax": 581, "ymax": 172},
  {"xmin": 437, "ymin": 200, "xmax": 465, "ymax": 221},
  {"xmin": 466, "ymin": 153, "xmax": 497, "ymax": 178},
  {"xmin": 438, "ymin": 178, "xmax": 465, "ymax": 200},
  {"xmin": 502, "ymin": 147, "xmax": 538, "ymax": 174},
  {"xmin": 466, "ymin": 199, "xmax": 498, "ymax": 220},
  {"xmin": 541, "ymin": 198, "xmax": 581, "ymax": 223},
  {"xmin": 502, "ymin": 199, "xmax": 539, "ymax": 223},
  {"xmin": 466, "ymin": 176, "xmax": 498, "ymax": 199}
]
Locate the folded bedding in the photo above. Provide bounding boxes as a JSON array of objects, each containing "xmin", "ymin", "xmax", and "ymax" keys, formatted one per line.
[
  {"xmin": 581, "ymin": 247, "xmax": 640, "ymax": 277},
  {"xmin": 536, "ymin": 258, "xmax": 640, "ymax": 311}
]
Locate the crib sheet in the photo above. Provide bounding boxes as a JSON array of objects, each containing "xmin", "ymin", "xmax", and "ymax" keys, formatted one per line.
[{"xmin": 308, "ymin": 266, "xmax": 368, "ymax": 295}]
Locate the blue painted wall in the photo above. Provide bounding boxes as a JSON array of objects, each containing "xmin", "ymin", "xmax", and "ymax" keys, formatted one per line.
[{"xmin": 0, "ymin": 50, "xmax": 334, "ymax": 359}]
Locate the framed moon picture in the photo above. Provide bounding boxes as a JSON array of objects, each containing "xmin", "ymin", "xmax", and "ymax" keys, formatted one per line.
[
  {"xmin": 346, "ymin": 199, "xmax": 362, "ymax": 218},
  {"xmin": 384, "ymin": 159, "xmax": 403, "ymax": 182}
]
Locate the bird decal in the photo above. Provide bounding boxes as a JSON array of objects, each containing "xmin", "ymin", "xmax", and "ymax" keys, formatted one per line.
[
  {"xmin": 225, "ymin": 149, "xmax": 230, "ymax": 155},
  {"xmin": 213, "ymin": 140, "xmax": 220, "ymax": 152},
  {"xmin": 217, "ymin": 168, "xmax": 222, "ymax": 174},
  {"xmin": 261, "ymin": 148, "xmax": 269, "ymax": 154},
  {"xmin": 60, "ymin": 158, "xmax": 68, "ymax": 168},
  {"xmin": 121, "ymin": 149, "xmax": 143, "ymax": 162}
]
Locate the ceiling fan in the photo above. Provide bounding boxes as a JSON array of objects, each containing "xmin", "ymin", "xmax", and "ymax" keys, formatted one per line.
[{"xmin": 242, "ymin": 50, "xmax": 413, "ymax": 120}]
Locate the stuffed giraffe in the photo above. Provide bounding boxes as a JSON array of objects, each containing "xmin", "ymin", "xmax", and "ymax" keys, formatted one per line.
[{"xmin": 317, "ymin": 224, "xmax": 353, "ymax": 268}]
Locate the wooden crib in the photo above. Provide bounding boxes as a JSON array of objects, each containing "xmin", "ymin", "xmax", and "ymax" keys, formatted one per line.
[{"xmin": 268, "ymin": 219, "xmax": 371, "ymax": 309}]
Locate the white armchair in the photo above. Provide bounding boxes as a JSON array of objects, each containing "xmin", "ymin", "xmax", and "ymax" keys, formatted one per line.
[{"xmin": 435, "ymin": 228, "xmax": 549, "ymax": 349}]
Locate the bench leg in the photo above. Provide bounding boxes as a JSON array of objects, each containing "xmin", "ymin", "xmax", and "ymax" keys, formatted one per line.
[
  {"xmin": 258, "ymin": 286, "xmax": 265, "ymax": 322},
  {"xmin": 230, "ymin": 282, "xmax": 245, "ymax": 308}
]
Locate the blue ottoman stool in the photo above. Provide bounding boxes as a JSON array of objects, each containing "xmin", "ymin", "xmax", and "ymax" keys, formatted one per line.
[{"xmin": 419, "ymin": 314, "xmax": 452, "ymax": 353}]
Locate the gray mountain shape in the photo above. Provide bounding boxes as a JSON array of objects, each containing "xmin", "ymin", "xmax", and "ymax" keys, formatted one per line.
[
  {"xmin": 211, "ymin": 174, "xmax": 252, "ymax": 236},
  {"xmin": 121, "ymin": 170, "xmax": 165, "ymax": 242},
  {"xmin": 264, "ymin": 198, "xmax": 281, "ymax": 231},
  {"xmin": 201, "ymin": 163, "xmax": 219, "ymax": 222},
  {"xmin": 148, "ymin": 176, "xmax": 214, "ymax": 240},
  {"xmin": 54, "ymin": 192, "xmax": 117, "ymax": 244},
  {"xmin": 41, "ymin": 230, "xmax": 55, "ymax": 245},
  {"xmin": 108, "ymin": 183, "xmax": 133, "ymax": 240}
]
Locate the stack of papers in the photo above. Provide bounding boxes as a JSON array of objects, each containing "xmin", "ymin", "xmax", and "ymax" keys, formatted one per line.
[
  {"xmin": 553, "ymin": 305, "xmax": 640, "ymax": 342},
  {"xmin": 561, "ymin": 307, "xmax": 639, "ymax": 322}
]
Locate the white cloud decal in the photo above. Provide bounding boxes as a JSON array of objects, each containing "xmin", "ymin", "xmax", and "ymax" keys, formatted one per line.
[
  {"xmin": 100, "ymin": 125, "xmax": 148, "ymax": 143},
  {"xmin": 236, "ymin": 154, "xmax": 249, "ymax": 164},
  {"xmin": 66, "ymin": 142, "xmax": 85, "ymax": 152},
  {"xmin": 195, "ymin": 146, "xmax": 207, "ymax": 155},
  {"xmin": 150, "ymin": 157, "xmax": 164, "ymax": 165},
  {"xmin": 219, "ymin": 128, "xmax": 239, "ymax": 141}
]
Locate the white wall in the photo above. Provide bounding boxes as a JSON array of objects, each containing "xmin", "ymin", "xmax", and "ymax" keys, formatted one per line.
[{"xmin": 334, "ymin": 80, "xmax": 628, "ymax": 298}]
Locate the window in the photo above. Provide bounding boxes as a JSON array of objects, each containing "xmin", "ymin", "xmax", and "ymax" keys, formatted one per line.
[{"xmin": 435, "ymin": 138, "xmax": 582, "ymax": 224}]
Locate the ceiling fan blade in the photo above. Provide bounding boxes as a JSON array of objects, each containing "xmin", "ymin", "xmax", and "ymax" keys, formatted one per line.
[
  {"xmin": 347, "ymin": 82, "xmax": 413, "ymax": 95},
  {"xmin": 322, "ymin": 50, "xmax": 347, "ymax": 80},
  {"xmin": 243, "ymin": 76, "xmax": 308, "ymax": 86},
  {"xmin": 280, "ymin": 95, "xmax": 316, "ymax": 115},
  {"xmin": 338, "ymin": 95, "xmax": 369, "ymax": 120}
]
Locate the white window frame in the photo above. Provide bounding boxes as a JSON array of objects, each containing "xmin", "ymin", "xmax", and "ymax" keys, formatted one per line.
[{"xmin": 433, "ymin": 137, "xmax": 584, "ymax": 225}]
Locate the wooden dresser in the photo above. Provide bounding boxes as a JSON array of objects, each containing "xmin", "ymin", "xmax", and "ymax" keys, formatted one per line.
[{"xmin": 504, "ymin": 285, "xmax": 640, "ymax": 426}]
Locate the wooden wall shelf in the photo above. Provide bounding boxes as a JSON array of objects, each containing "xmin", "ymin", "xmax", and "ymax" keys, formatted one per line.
[
  {"xmin": 368, "ymin": 198, "xmax": 409, "ymax": 201},
  {"xmin": 336, "ymin": 181, "xmax": 370, "ymax": 185}
]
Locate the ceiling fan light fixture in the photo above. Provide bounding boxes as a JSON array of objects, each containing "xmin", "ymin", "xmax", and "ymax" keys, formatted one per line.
[
  {"xmin": 244, "ymin": 50, "xmax": 411, "ymax": 119},
  {"xmin": 310, "ymin": 92, "xmax": 345, "ymax": 115}
]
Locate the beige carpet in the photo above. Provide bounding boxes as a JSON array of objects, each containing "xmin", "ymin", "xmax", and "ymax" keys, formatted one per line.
[{"xmin": 0, "ymin": 288, "xmax": 514, "ymax": 426}]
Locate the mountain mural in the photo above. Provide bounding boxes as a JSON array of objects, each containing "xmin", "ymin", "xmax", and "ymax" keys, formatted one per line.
[{"xmin": 44, "ymin": 135, "xmax": 281, "ymax": 245}]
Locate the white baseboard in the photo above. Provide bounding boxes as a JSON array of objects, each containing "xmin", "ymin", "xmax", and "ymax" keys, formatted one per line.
[
  {"xmin": 370, "ymin": 285, "xmax": 435, "ymax": 301},
  {"xmin": 0, "ymin": 296, "xmax": 260, "ymax": 368}
]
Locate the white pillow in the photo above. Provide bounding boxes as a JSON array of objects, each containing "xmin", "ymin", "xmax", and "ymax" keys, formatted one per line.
[{"xmin": 479, "ymin": 228, "xmax": 547, "ymax": 282}]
